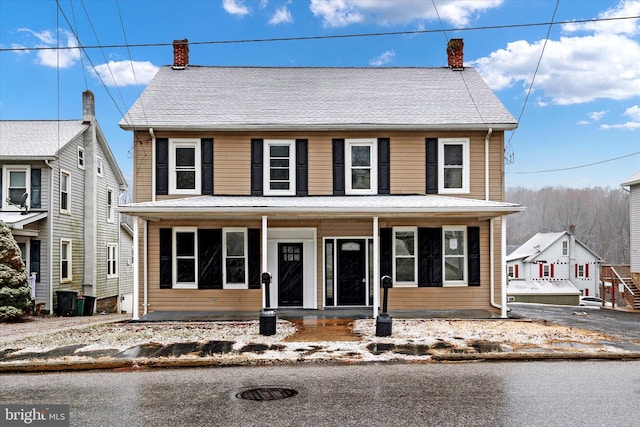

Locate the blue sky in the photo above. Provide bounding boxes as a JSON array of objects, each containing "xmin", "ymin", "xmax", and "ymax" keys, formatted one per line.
[{"xmin": 1, "ymin": 0, "xmax": 639, "ymax": 190}]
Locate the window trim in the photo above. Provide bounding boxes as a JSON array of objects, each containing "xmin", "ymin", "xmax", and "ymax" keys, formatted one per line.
[
  {"xmin": 96, "ymin": 157, "xmax": 104, "ymax": 177},
  {"xmin": 223, "ymin": 227, "xmax": 248, "ymax": 289},
  {"xmin": 542, "ymin": 263, "xmax": 551, "ymax": 278},
  {"xmin": 442, "ymin": 226, "xmax": 467, "ymax": 287},
  {"xmin": 508, "ymin": 265, "xmax": 515, "ymax": 279},
  {"xmin": 392, "ymin": 227, "xmax": 417, "ymax": 287},
  {"xmin": 263, "ymin": 139, "xmax": 296, "ymax": 196},
  {"xmin": 107, "ymin": 243, "xmax": 118, "ymax": 278},
  {"xmin": 60, "ymin": 238, "xmax": 72, "ymax": 282},
  {"xmin": 3, "ymin": 165, "xmax": 30, "ymax": 212},
  {"xmin": 172, "ymin": 227, "xmax": 198, "ymax": 289},
  {"xmin": 106, "ymin": 188, "xmax": 115, "ymax": 223},
  {"xmin": 438, "ymin": 138, "xmax": 470, "ymax": 194},
  {"xmin": 345, "ymin": 138, "xmax": 377, "ymax": 195},
  {"xmin": 577, "ymin": 264, "xmax": 585, "ymax": 278},
  {"xmin": 60, "ymin": 169, "xmax": 71, "ymax": 214},
  {"xmin": 169, "ymin": 138, "xmax": 201, "ymax": 195},
  {"xmin": 562, "ymin": 240, "xmax": 568, "ymax": 256},
  {"xmin": 77, "ymin": 146, "xmax": 85, "ymax": 170}
]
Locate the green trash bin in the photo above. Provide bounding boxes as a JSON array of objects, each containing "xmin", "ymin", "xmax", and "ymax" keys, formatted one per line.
[{"xmin": 76, "ymin": 297, "xmax": 85, "ymax": 316}]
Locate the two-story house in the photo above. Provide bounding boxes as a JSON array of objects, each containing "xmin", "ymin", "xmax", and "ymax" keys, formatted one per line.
[
  {"xmin": 0, "ymin": 91, "xmax": 129, "ymax": 314},
  {"xmin": 506, "ymin": 226, "xmax": 604, "ymax": 304},
  {"xmin": 119, "ymin": 39, "xmax": 524, "ymax": 319}
]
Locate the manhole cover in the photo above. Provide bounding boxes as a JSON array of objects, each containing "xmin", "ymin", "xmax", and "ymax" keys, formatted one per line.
[{"xmin": 236, "ymin": 387, "xmax": 298, "ymax": 401}]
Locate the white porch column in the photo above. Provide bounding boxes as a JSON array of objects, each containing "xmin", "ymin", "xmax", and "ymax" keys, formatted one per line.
[
  {"xmin": 262, "ymin": 215, "xmax": 268, "ymax": 308},
  {"xmin": 373, "ymin": 216, "xmax": 380, "ymax": 317},
  {"xmin": 132, "ymin": 216, "xmax": 140, "ymax": 320},
  {"xmin": 501, "ymin": 215, "xmax": 508, "ymax": 318},
  {"xmin": 143, "ymin": 219, "xmax": 148, "ymax": 316}
]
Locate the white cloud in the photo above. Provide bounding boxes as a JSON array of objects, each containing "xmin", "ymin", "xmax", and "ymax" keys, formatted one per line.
[
  {"xmin": 472, "ymin": 1, "xmax": 640, "ymax": 105},
  {"xmin": 16, "ymin": 28, "xmax": 81, "ymax": 68},
  {"xmin": 589, "ymin": 111, "xmax": 607, "ymax": 121},
  {"xmin": 310, "ymin": 0, "xmax": 503, "ymax": 28},
  {"xmin": 222, "ymin": 0, "xmax": 250, "ymax": 16},
  {"xmin": 269, "ymin": 6, "xmax": 293, "ymax": 25},
  {"xmin": 624, "ymin": 104, "xmax": 640, "ymax": 120},
  {"xmin": 369, "ymin": 50, "xmax": 395, "ymax": 66},
  {"xmin": 92, "ymin": 61, "xmax": 159, "ymax": 87},
  {"xmin": 601, "ymin": 121, "xmax": 640, "ymax": 129}
]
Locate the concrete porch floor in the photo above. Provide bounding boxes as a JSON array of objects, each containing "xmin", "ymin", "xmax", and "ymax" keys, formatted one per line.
[{"xmin": 135, "ymin": 308, "xmax": 501, "ymax": 322}]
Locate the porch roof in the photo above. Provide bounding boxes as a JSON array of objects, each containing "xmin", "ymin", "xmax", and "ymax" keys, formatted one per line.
[
  {"xmin": 119, "ymin": 194, "xmax": 524, "ymax": 219},
  {"xmin": 0, "ymin": 211, "xmax": 48, "ymax": 229}
]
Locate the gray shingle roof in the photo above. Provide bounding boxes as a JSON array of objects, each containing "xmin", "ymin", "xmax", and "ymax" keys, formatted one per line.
[
  {"xmin": 120, "ymin": 66, "xmax": 517, "ymax": 131},
  {"xmin": 0, "ymin": 120, "xmax": 87, "ymax": 158}
]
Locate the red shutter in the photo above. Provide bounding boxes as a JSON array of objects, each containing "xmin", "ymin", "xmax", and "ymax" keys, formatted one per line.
[
  {"xmin": 585, "ymin": 263, "xmax": 589, "ymax": 278},
  {"xmin": 575, "ymin": 264, "xmax": 578, "ymax": 277},
  {"xmin": 550, "ymin": 264, "xmax": 555, "ymax": 278},
  {"xmin": 515, "ymin": 265, "xmax": 519, "ymax": 278},
  {"xmin": 539, "ymin": 263, "xmax": 543, "ymax": 277}
]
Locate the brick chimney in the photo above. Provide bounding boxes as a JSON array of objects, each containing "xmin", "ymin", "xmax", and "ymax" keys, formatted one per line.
[
  {"xmin": 447, "ymin": 38, "xmax": 464, "ymax": 70},
  {"xmin": 173, "ymin": 39, "xmax": 189, "ymax": 70}
]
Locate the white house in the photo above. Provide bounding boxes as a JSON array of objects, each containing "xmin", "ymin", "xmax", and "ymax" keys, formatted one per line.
[
  {"xmin": 506, "ymin": 226, "xmax": 603, "ymax": 304},
  {"xmin": 622, "ymin": 170, "xmax": 640, "ymax": 288}
]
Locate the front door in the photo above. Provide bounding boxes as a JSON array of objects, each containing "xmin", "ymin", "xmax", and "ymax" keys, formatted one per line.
[
  {"xmin": 278, "ymin": 243, "xmax": 303, "ymax": 306},
  {"xmin": 337, "ymin": 239, "xmax": 366, "ymax": 305}
]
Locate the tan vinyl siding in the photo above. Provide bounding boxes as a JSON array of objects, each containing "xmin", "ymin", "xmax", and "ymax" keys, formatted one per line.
[
  {"xmin": 133, "ymin": 130, "xmax": 152, "ymax": 202},
  {"xmin": 308, "ymin": 137, "xmax": 333, "ymax": 195},
  {"xmin": 214, "ymin": 135, "xmax": 251, "ymax": 195},
  {"xmin": 390, "ymin": 136, "xmax": 425, "ymax": 194}
]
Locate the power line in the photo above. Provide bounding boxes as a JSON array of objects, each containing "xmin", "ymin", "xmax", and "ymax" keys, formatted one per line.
[
  {"xmin": 1, "ymin": 15, "xmax": 639, "ymax": 53},
  {"xmin": 509, "ymin": 151, "xmax": 640, "ymax": 174}
]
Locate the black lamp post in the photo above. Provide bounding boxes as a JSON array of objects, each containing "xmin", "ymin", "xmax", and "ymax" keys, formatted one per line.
[
  {"xmin": 259, "ymin": 272, "xmax": 276, "ymax": 336},
  {"xmin": 376, "ymin": 275, "xmax": 393, "ymax": 337}
]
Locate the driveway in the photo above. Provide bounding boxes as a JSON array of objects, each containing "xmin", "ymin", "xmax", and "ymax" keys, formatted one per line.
[{"xmin": 509, "ymin": 303, "xmax": 640, "ymax": 342}]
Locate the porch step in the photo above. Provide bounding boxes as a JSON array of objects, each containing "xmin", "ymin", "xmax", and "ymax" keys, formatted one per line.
[{"xmin": 284, "ymin": 318, "xmax": 362, "ymax": 342}]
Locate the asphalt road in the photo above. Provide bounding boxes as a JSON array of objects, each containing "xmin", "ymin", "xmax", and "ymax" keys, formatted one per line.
[
  {"xmin": 3, "ymin": 362, "xmax": 640, "ymax": 426},
  {"xmin": 508, "ymin": 303, "xmax": 640, "ymax": 341}
]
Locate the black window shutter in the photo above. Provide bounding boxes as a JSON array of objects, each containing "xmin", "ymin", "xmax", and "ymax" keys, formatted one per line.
[
  {"xmin": 426, "ymin": 138, "xmax": 438, "ymax": 194},
  {"xmin": 156, "ymin": 138, "xmax": 169, "ymax": 195},
  {"xmin": 332, "ymin": 139, "xmax": 345, "ymax": 195},
  {"xmin": 159, "ymin": 228, "xmax": 172, "ymax": 289},
  {"xmin": 378, "ymin": 137, "xmax": 390, "ymax": 194},
  {"xmin": 251, "ymin": 139, "xmax": 263, "ymax": 196},
  {"xmin": 198, "ymin": 229, "xmax": 222, "ymax": 289},
  {"xmin": 418, "ymin": 227, "xmax": 442, "ymax": 287},
  {"xmin": 380, "ymin": 228, "xmax": 392, "ymax": 283},
  {"xmin": 30, "ymin": 169, "xmax": 41, "ymax": 209},
  {"xmin": 248, "ymin": 229, "xmax": 261, "ymax": 289},
  {"xmin": 468, "ymin": 226, "xmax": 481, "ymax": 286},
  {"xmin": 30, "ymin": 240, "xmax": 41, "ymax": 282},
  {"xmin": 201, "ymin": 138, "xmax": 214, "ymax": 195},
  {"xmin": 296, "ymin": 139, "xmax": 308, "ymax": 196}
]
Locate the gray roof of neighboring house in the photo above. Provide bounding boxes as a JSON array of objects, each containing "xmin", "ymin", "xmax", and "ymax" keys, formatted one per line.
[
  {"xmin": 622, "ymin": 170, "xmax": 640, "ymax": 187},
  {"xmin": 0, "ymin": 120, "xmax": 87, "ymax": 158},
  {"xmin": 119, "ymin": 66, "xmax": 518, "ymax": 132},
  {"xmin": 507, "ymin": 279, "xmax": 581, "ymax": 296}
]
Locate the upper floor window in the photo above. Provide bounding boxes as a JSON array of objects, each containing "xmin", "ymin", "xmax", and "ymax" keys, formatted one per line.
[
  {"xmin": 562, "ymin": 241, "xmax": 568, "ymax": 256},
  {"xmin": 97, "ymin": 157, "xmax": 104, "ymax": 177},
  {"xmin": 443, "ymin": 226, "xmax": 467, "ymax": 286},
  {"xmin": 77, "ymin": 146, "xmax": 85, "ymax": 170},
  {"xmin": 438, "ymin": 138, "xmax": 469, "ymax": 194},
  {"xmin": 223, "ymin": 228, "xmax": 247, "ymax": 289},
  {"xmin": 60, "ymin": 170, "xmax": 71, "ymax": 214},
  {"xmin": 107, "ymin": 188, "xmax": 114, "ymax": 223},
  {"xmin": 263, "ymin": 140, "xmax": 295, "ymax": 196},
  {"xmin": 169, "ymin": 139, "xmax": 201, "ymax": 195},
  {"xmin": 393, "ymin": 227, "xmax": 417, "ymax": 286},
  {"xmin": 346, "ymin": 139, "xmax": 377, "ymax": 195},
  {"xmin": 3, "ymin": 166, "xmax": 30, "ymax": 211}
]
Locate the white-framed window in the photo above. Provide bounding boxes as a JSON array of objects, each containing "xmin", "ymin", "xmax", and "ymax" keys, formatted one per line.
[
  {"xmin": 542, "ymin": 264, "xmax": 551, "ymax": 278},
  {"xmin": 169, "ymin": 138, "xmax": 201, "ymax": 195},
  {"xmin": 393, "ymin": 227, "xmax": 417, "ymax": 286},
  {"xmin": 577, "ymin": 264, "xmax": 585, "ymax": 278},
  {"xmin": 263, "ymin": 139, "xmax": 296, "ymax": 196},
  {"xmin": 60, "ymin": 170, "xmax": 71, "ymax": 214},
  {"xmin": 438, "ymin": 138, "xmax": 470, "ymax": 194},
  {"xmin": 60, "ymin": 239, "xmax": 72, "ymax": 282},
  {"xmin": 508, "ymin": 265, "xmax": 515, "ymax": 279},
  {"xmin": 443, "ymin": 226, "xmax": 467, "ymax": 286},
  {"xmin": 3, "ymin": 165, "xmax": 30, "ymax": 211},
  {"xmin": 97, "ymin": 157, "xmax": 104, "ymax": 177},
  {"xmin": 107, "ymin": 243, "xmax": 118, "ymax": 278},
  {"xmin": 223, "ymin": 228, "xmax": 247, "ymax": 289},
  {"xmin": 77, "ymin": 146, "xmax": 85, "ymax": 170},
  {"xmin": 562, "ymin": 241, "xmax": 568, "ymax": 256},
  {"xmin": 173, "ymin": 227, "xmax": 197, "ymax": 289},
  {"xmin": 346, "ymin": 138, "xmax": 377, "ymax": 195},
  {"xmin": 106, "ymin": 188, "xmax": 114, "ymax": 223}
]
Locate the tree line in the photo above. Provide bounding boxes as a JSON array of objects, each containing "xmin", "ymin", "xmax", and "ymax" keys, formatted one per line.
[{"xmin": 506, "ymin": 186, "xmax": 630, "ymax": 264}]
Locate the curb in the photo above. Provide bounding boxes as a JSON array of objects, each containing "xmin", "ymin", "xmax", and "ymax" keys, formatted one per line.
[{"xmin": 4, "ymin": 351, "xmax": 640, "ymax": 373}]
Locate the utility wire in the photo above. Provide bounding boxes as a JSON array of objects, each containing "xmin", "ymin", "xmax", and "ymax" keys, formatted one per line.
[
  {"xmin": 1, "ymin": 15, "xmax": 638, "ymax": 53},
  {"xmin": 509, "ymin": 151, "xmax": 640, "ymax": 174}
]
